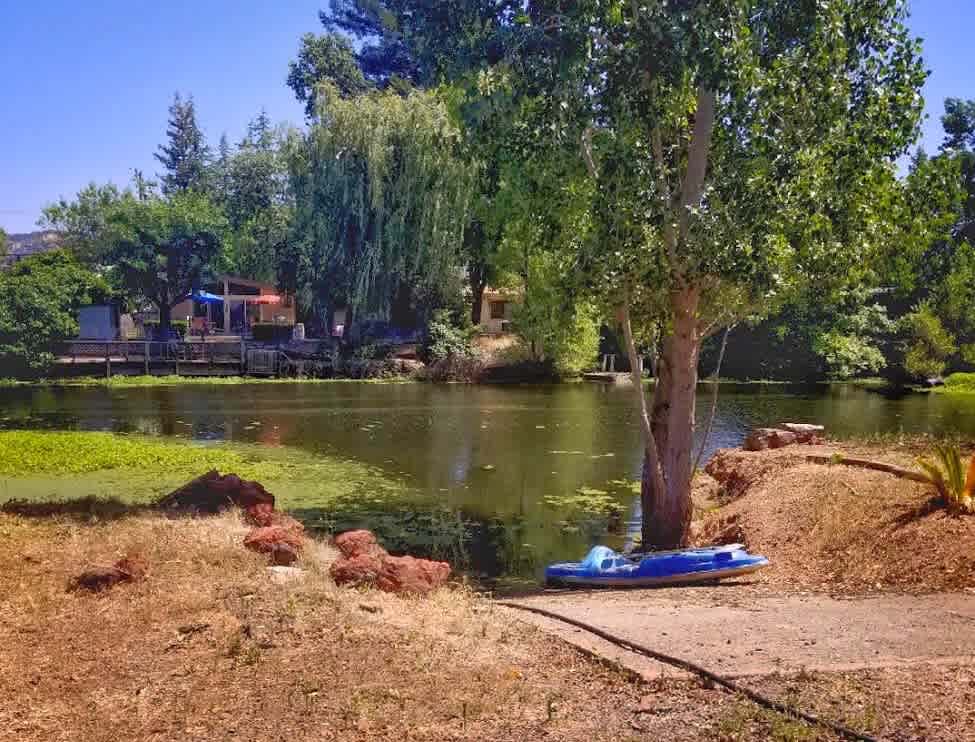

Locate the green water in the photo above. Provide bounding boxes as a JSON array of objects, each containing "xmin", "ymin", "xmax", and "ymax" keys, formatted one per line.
[{"xmin": 3, "ymin": 381, "xmax": 975, "ymax": 580}]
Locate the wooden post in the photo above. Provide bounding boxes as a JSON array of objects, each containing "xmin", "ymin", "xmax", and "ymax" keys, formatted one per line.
[
  {"xmin": 144, "ymin": 341, "xmax": 150, "ymax": 376},
  {"xmin": 105, "ymin": 343, "xmax": 111, "ymax": 378},
  {"xmin": 240, "ymin": 337, "xmax": 246, "ymax": 374},
  {"xmin": 223, "ymin": 278, "xmax": 230, "ymax": 333}
]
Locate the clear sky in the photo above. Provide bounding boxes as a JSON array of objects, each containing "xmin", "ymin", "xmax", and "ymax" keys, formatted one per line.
[{"xmin": 1, "ymin": 1, "xmax": 973, "ymax": 235}]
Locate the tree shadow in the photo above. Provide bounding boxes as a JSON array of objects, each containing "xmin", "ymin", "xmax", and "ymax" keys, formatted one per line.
[
  {"xmin": 890, "ymin": 495, "xmax": 946, "ymax": 529},
  {"xmin": 1, "ymin": 496, "xmax": 152, "ymax": 522}
]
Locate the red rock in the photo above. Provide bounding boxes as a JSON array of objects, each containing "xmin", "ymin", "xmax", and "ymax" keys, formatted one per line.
[
  {"xmin": 329, "ymin": 552, "xmax": 385, "ymax": 586},
  {"xmin": 269, "ymin": 543, "xmax": 300, "ymax": 566},
  {"xmin": 375, "ymin": 555, "xmax": 451, "ymax": 596},
  {"xmin": 329, "ymin": 530, "xmax": 451, "ymax": 595},
  {"xmin": 69, "ymin": 554, "xmax": 147, "ymax": 592},
  {"xmin": 334, "ymin": 529, "xmax": 381, "ymax": 558},
  {"xmin": 244, "ymin": 525, "xmax": 304, "ymax": 558},
  {"xmin": 743, "ymin": 428, "xmax": 797, "ymax": 451},
  {"xmin": 245, "ymin": 503, "xmax": 276, "ymax": 527},
  {"xmin": 245, "ymin": 505, "xmax": 305, "ymax": 535},
  {"xmin": 156, "ymin": 470, "xmax": 275, "ymax": 514}
]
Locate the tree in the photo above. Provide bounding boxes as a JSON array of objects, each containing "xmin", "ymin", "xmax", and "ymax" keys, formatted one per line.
[
  {"xmin": 41, "ymin": 182, "xmax": 134, "ymax": 263},
  {"xmin": 102, "ymin": 192, "xmax": 226, "ymax": 333},
  {"xmin": 287, "ymin": 32, "xmax": 371, "ymax": 117},
  {"xmin": 0, "ymin": 250, "xmax": 111, "ymax": 376},
  {"xmin": 284, "ymin": 83, "xmax": 473, "ymax": 328},
  {"xmin": 155, "ymin": 93, "xmax": 210, "ymax": 195},
  {"xmin": 0, "ymin": 228, "xmax": 7, "ymax": 260},
  {"xmin": 378, "ymin": 0, "xmax": 927, "ymax": 548},
  {"xmin": 318, "ymin": 2, "xmax": 421, "ymax": 89},
  {"xmin": 902, "ymin": 303, "xmax": 956, "ymax": 379}
]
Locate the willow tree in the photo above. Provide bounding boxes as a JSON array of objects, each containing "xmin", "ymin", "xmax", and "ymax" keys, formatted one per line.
[
  {"xmin": 365, "ymin": 0, "xmax": 926, "ymax": 547},
  {"xmin": 285, "ymin": 82, "xmax": 474, "ymax": 327}
]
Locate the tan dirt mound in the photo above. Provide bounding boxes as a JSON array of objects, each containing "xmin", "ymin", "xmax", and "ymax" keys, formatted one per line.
[{"xmin": 697, "ymin": 445, "xmax": 975, "ymax": 593}]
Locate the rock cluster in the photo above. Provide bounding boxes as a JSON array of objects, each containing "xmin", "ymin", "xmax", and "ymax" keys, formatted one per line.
[
  {"xmin": 329, "ymin": 529, "xmax": 451, "ymax": 595},
  {"xmin": 743, "ymin": 422, "xmax": 825, "ymax": 451}
]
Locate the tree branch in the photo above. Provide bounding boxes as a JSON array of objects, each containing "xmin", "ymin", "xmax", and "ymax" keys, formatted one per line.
[
  {"xmin": 620, "ymin": 301, "xmax": 668, "ymax": 497},
  {"xmin": 678, "ymin": 87, "xmax": 716, "ymax": 240},
  {"xmin": 581, "ymin": 126, "xmax": 598, "ymax": 179},
  {"xmin": 651, "ymin": 124, "xmax": 679, "ymax": 270}
]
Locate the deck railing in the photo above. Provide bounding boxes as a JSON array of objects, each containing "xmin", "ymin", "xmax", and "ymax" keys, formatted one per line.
[{"xmin": 60, "ymin": 340, "xmax": 246, "ymax": 373}]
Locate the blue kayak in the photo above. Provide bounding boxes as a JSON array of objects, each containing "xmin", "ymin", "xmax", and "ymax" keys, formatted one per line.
[{"xmin": 545, "ymin": 544, "xmax": 769, "ymax": 587}]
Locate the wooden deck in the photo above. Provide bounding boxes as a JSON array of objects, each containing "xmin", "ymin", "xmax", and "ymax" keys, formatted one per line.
[{"xmin": 57, "ymin": 340, "xmax": 272, "ymax": 377}]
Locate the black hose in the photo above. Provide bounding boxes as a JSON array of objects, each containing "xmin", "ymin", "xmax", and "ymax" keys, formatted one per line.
[{"xmin": 496, "ymin": 600, "xmax": 879, "ymax": 742}]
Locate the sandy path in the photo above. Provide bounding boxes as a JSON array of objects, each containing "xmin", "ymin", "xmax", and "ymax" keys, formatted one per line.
[{"xmin": 502, "ymin": 588, "xmax": 975, "ymax": 678}]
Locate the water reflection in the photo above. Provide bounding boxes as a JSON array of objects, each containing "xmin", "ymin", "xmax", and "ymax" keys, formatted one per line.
[{"xmin": 4, "ymin": 382, "xmax": 975, "ymax": 579}]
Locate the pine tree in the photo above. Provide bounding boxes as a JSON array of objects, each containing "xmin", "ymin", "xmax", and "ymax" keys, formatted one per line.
[
  {"xmin": 243, "ymin": 109, "xmax": 273, "ymax": 151},
  {"xmin": 131, "ymin": 169, "xmax": 158, "ymax": 201},
  {"xmin": 154, "ymin": 93, "xmax": 210, "ymax": 195}
]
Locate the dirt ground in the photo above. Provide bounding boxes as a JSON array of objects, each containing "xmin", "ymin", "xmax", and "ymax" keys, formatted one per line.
[
  {"xmin": 695, "ymin": 443, "xmax": 975, "ymax": 593},
  {"xmin": 508, "ymin": 590, "xmax": 975, "ymax": 677},
  {"xmin": 3, "ymin": 441, "xmax": 975, "ymax": 741}
]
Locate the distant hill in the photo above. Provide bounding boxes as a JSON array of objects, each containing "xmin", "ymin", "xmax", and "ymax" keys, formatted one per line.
[{"xmin": 1, "ymin": 231, "xmax": 62, "ymax": 267}]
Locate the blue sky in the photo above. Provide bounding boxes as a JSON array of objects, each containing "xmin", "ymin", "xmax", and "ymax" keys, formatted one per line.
[{"xmin": 1, "ymin": 1, "xmax": 972, "ymax": 234}]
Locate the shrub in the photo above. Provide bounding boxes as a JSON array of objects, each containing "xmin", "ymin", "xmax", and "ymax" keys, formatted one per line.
[
  {"xmin": 424, "ymin": 309, "xmax": 476, "ymax": 364},
  {"xmin": 0, "ymin": 250, "xmax": 111, "ymax": 376},
  {"xmin": 943, "ymin": 373, "xmax": 975, "ymax": 393},
  {"xmin": 901, "ymin": 303, "xmax": 955, "ymax": 380},
  {"xmin": 916, "ymin": 443, "xmax": 975, "ymax": 514}
]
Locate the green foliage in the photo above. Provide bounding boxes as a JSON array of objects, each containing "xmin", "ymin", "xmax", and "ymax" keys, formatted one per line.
[
  {"xmin": 902, "ymin": 303, "xmax": 956, "ymax": 379},
  {"xmin": 424, "ymin": 309, "xmax": 475, "ymax": 364},
  {"xmin": 97, "ymin": 191, "xmax": 226, "ymax": 330},
  {"xmin": 0, "ymin": 228, "xmax": 7, "ymax": 258},
  {"xmin": 41, "ymin": 182, "xmax": 134, "ymax": 263},
  {"xmin": 287, "ymin": 32, "xmax": 371, "ymax": 117},
  {"xmin": 810, "ymin": 301, "xmax": 893, "ymax": 379},
  {"xmin": 0, "ymin": 250, "xmax": 110, "ymax": 376},
  {"xmin": 942, "ymin": 98, "xmax": 975, "ymax": 151},
  {"xmin": 941, "ymin": 373, "xmax": 975, "ymax": 394},
  {"xmin": 286, "ymin": 84, "xmax": 473, "ymax": 321},
  {"xmin": 916, "ymin": 443, "xmax": 975, "ymax": 514},
  {"xmin": 154, "ymin": 93, "xmax": 210, "ymax": 195}
]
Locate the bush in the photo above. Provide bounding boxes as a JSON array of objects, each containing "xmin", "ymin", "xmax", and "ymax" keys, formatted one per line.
[
  {"xmin": 901, "ymin": 303, "xmax": 955, "ymax": 380},
  {"xmin": 423, "ymin": 310, "xmax": 477, "ymax": 364},
  {"xmin": 942, "ymin": 373, "xmax": 975, "ymax": 393},
  {"xmin": 0, "ymin": 250, "xmax": 110, "ymax": 376}
]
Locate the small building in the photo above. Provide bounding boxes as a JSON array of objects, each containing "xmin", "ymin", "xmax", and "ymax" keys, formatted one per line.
[
  {"xmin": 77, "ymin": 305, "xmax": 119, "ymax": 340},
  {"xmin": 478, "ymin": 287, "xmax": 518, "ymax": 334},
  {"xmin": 170, "ymin": 276, "xmax": 296, "ymax": 336}
]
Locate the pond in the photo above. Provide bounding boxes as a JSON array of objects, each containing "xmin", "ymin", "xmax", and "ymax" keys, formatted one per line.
[{"xmin": 3, "ymin": 381, "xmax": 975, "ymax": 583}]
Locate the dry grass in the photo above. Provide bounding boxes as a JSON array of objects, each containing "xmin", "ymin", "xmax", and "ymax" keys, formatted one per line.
[
  {"xmin": 0, "ymin": 512, "xmax": 652, "ymax": 742},
  {"xmin": 3, "ymin": 495, "xmax": 972, "ymax": 741},
  {"xmin": 698, "ymin": 443, "xmax": 975, "ymax": 593}
]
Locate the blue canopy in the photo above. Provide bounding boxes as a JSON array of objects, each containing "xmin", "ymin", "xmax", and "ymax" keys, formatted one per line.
[{"xmin": 188, "ymin": 290, "xmax": 224, "ymax": 304}]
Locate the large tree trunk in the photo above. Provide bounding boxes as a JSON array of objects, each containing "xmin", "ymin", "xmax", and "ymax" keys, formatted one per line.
[
  {"xmin": 651, "ymin": 287, "xmax": 700, "ymax": 548},
  {"xmin": 158, "ymin": 302, "xmax": 173, "ymax": 338},
  {"xmin": 471, "ymin": 279, "xmax": 486, "ymax": 325},
  {"xmin": 619, "ymin": 304, "xmax": 669, "ymax": 551}
]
